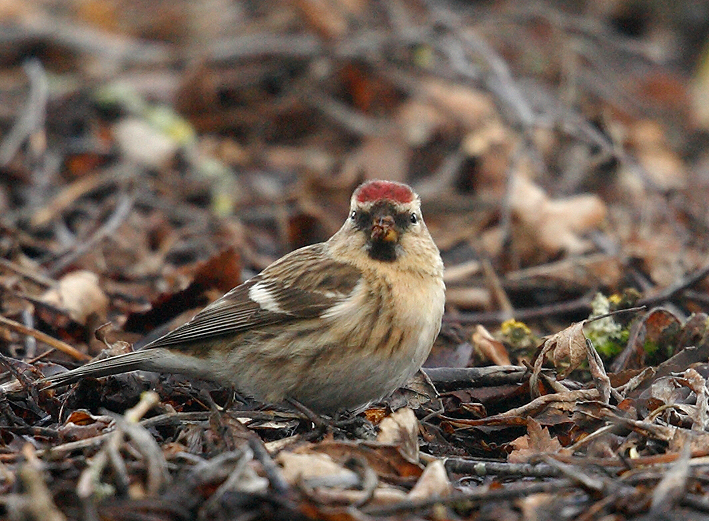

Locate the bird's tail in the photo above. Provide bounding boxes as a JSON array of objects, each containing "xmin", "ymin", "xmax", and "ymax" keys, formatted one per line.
[{"xmin": 37, "ymin": 349, "xmax": 163, "ymax": 389}]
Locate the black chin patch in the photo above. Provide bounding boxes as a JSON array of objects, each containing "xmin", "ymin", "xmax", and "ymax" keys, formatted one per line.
[{"xmin": 368, "ymin": 240, "xmax": 397, "ymax": 262}]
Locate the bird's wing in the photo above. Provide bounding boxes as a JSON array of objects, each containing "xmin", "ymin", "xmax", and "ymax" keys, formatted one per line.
[{"xmin": 144, "ymin": 243, "xmax": 362, "ymax": 349}]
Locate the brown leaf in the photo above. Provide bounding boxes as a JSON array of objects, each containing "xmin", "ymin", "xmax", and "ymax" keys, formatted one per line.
[
  {"xmin": 472, "ymin": 324, "xmax": 511, "ymax": 366},
  {"xmin": 123, "ymin": 248, "xmax": 241, "ymax": 334},
  {"xmin": 419, "ymin": 79, "xmax": 496, "ymax": 130},
  {"xmin": 532, "ymin": 321, "xmax": 614, "ymax": 403},
  {"xmin": 376, "ymin": 407, "xmax": 419, "ymax": 463},
  {"xmin": 309, "ymin": 441, "xmax": 423, "ymax": 480},
  {"xmin": 57, "ymin": 410, "xmax": 113, "ymax": 442},
  {"xmin": 531, "ymin": 322, "xmax": 586, "ymax": 398},
  {"xmin": 389, "ymin": 370, "xmax": 442, "ymax": 412},
  {"xmin": 508, "ymin": 417, "xmax": 571, "ymax": 463},
  {"xmin": 508, "ymin": 175, "xmax": 606, "ymax": 256}
]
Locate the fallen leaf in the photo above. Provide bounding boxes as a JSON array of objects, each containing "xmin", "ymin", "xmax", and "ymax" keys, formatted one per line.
[
  {"xmin": 407, "ymin": 460, "xmax": 451, "ymax": 500},
  {"xmin": 627, "ymin": 120, "xmax": 687, "ymax": 190},
  {"xmin": 377, "ymin": 407, "xmax": 419, "ymax": 463},
  {"xmin": 419, "ymin": 79, "xmax": 496, "ymax": 130},
  {"xmin": 508, "ymin": 417, "xmax": 571, "ymax": 463},
  {"xmin": 309, "ymin": 441, "xmax": 423, "ymax": 480},
  {"xmin": 612, "ymin": 307, "xmax": 682, "ymax": 372},
  {"xmin": 585, "ymin": 338, "xmax": 613, "ymax": 404},
  {"xmin": 276, "ymin": 452, "xmax": 357, "ymax": 485},
  {"xmin": 534, "ymin": 322, "xmax": 587, "ymax": 381},
  {"xmin": 472, "ymin": 324, "xmax": 511, "ymax": 365},
  {"xmin": 509, "ymin": 175, "xmax": 607, "ymax": 256},
  {"xmin": 58, "ymin": 410, "xmax": 114, "ymax": 442},
  {"xmin": 41, "ymin": 270, "xmax": 109, "ymax": 325},
  {"xmin": 340, "ymin": 133, "xmax": 410, "ymax": 185},
  {"xmin": 531, "ymin": 320, "xmax": 613, "ymax": 403}
]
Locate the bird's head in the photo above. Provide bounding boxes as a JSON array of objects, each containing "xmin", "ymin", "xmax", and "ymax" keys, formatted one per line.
[{"xmin": 331, "ymin": 180, "xmax": 437, "ymax": 268}]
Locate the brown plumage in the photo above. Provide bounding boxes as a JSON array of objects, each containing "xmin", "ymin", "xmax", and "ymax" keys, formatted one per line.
[{"xmin": 39, "ymin": 180, "xmax": 445, "ymax": 414}]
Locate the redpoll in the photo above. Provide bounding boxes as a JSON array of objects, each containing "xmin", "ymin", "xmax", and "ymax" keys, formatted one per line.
[{"xmin": 40, "ymin": 180, "xmax": 445, "ymax": 413}]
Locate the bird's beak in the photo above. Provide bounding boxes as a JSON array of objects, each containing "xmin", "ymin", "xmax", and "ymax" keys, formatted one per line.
[{"xmin": 371, "ymin": 215, "xmax": 398, "ymax": 243}]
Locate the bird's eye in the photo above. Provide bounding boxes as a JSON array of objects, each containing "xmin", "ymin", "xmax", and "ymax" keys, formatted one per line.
[
  {"xmin": 410, "ymin": 213, "xmax": 418, "ymax": 224},
  {"xmin": 350, "ymin": 210, "xmax": 357, "ymax": 220}
]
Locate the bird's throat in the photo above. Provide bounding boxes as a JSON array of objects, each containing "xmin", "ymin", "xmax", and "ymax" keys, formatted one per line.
[{"xmin": 368, "ymin": 240, "xmax": 397, "ymax": 262}]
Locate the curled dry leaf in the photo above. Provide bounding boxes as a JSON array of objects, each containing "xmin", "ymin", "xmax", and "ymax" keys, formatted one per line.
[
  {"xmin": 41, "ymin": 270, "xmax": 108, "ymax": 325},
  {"xmin": 57, "ymin": 410, "xmax": 114, "ymax": 442},
  {"xmin": 534, "ymin": 322, "xmax": 587, "ymax": 381},
  {"xmin": 377, "ymin": 407, "xmax": 419, "ymax": 463},
  {"xmin": 310, "ymin": 441, "xmax": 423, "ymax": 480},
  {"xmin": 585, "ymin": 338, "xmax": 613, "ymax": 404},
  {"xmin": 472, "ymin": 324, "xmax": 511, "ymax": 366},
  {"xmin": 612, "ymin": 307, "xmax": 682, "ymax": 373},
  {"xmin": 397, "ymin": 100, "xmax": 452, "ymax": 147},
  {"xmin": 392, "ymin": 370, "xmax": 443, "ymax": 412},
  {"xmin": 531, "ymin": 320, "xmax": 613, "ymax": 403},
  {"xmin": 627, "ymin": 120, "xmax": 687, "ymax": 191},
  {"xmin": 294, "ymin": 0, "xmax": 350, "ymax": 39}
]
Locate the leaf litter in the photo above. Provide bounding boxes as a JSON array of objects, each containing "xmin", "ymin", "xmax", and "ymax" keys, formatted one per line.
[{"xmin": 2, "ymin": 1, "xmax": 709, "ymax": 520}]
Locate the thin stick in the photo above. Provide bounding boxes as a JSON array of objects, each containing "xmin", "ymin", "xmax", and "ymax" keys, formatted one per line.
[
  {"xmin": 0, "ymin": 258, "xmax": 55, "ymax": 287},
  {"xmin": 0, "ymin": 315, "xmax": 90, "ymax": 361}
]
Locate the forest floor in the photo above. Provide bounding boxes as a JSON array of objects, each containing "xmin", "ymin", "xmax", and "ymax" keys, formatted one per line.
[{"xmin": 3, "ymin": 1, "xmax": 709, "ymax": 519}]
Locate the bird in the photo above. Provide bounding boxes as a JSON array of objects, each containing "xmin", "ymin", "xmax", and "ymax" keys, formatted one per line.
[{"xmin": 39, "ymin": 180, "xmax": 445, "ymax": 414}]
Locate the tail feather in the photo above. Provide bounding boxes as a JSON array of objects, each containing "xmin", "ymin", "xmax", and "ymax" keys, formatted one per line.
[{"xmin": 38, "ymin": 350, "xmax": 161, "ymax": 389}]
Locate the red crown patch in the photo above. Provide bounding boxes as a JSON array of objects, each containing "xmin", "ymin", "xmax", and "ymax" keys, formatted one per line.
[{"xmin": 354, "ymin": 180, "xmax": 415, "ymax": 204}]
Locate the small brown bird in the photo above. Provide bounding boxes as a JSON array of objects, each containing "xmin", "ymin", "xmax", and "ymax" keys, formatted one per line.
[{"xmin": 40, "ymin": 180, "xmax": 445, "ymax": 414}]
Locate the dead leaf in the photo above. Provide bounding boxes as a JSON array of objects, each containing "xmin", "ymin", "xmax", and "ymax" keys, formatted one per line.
[
  {"xmin": 301, "ymin": 486, "xmax": 407, "ymax": 511},
  {"xmin": 294, "ymin": 0, "xmax": 350, "ymax": 39},
  {"xmin": 508, "ymin": 417, "xmax": 572, "ymax": 463},
  {"xmin": 613, "ymin": 308, "xmax": 683, "ymax": 373},
  {"xmin": 443, "ymin": 286, "xmax": 491, "ymax": 309},
  {"xmin": 509, "ymin": 175, "xmax": 607, "ymax": 256},
  {"xmin": 57, "ymin": 410, "xmax": 114, "ymax": 442},
  {"xmin": 123, "ymin": 248, "xmax": 241, "ymax": 334},
  {"xmin": 308, "ymin": 441, "xmax": 423, "ymax": 480},
  {"xmin": 472, "ymin": 324, "xmax": 511, "ymax": 365},
  {"xmin": 419, "ymin": 79, "xmax": 496, "ymax": 130},
  {"xmin": 397, "ymin": 100, "xmax": 452, "ymax": 146},
  {"xmin": 407, "ymin": 460, "xmax": 451, "ymax": 500},
  {"xmin": 276, "ymin": 452, "xmax": 357, "ymax": 485},
  {"xmin": 340, "ymin": 133, "xmax": 410, "ymax": 185},
  {"xmin": 376, "ymin": 407, "xmax": 419, "ymax": 463},
  {"xmin": 585, "ymin": 338, "xmax": 613, "ymax": 404},
  {"xmin": 533, "ymin": 322, "xmax": 586, "ymax": 386},
  {"xmin": 390, "ymin": 370, "xmax": 442, "ymax": 411},
  {"xmin": 41, "ymin": 270, "xmax": 109, "ymax": 325},
  {"xmin": 627, "ymin": 120, "xmax": 687, "ymax": 190},
  {"xmin": 531, "ymin": 320, "xmax": 613, "ymax": 403}
]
